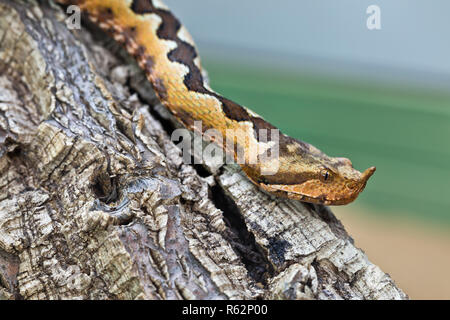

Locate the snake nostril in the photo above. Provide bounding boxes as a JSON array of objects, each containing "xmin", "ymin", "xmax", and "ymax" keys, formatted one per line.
[{"xmin": 346, "ymin": 181, "xmax": 358, "ymax": 190}]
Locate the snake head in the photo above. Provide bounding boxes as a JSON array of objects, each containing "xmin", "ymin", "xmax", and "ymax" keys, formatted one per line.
[
  {"xmin": 260, "ymin": 158, "xmax": 375, "ymax": 205},
  {"xmin": 259, "ymin": 162, "xmax": 375, "ymax": 205},
  {"xmin": 243, "ymin": 140, "xmax": 376, "ymax": 205}
]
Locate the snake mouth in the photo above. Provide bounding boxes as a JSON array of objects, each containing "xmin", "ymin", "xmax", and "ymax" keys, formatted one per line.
[{"xmin": 266, "ymin": 187, "xmax": 357, "ymax": 206}]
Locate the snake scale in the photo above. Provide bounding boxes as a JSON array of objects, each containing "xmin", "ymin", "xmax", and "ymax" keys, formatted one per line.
[{"xmin": 55, "ymin": 0, "xmax": 376, "ymax": 205}]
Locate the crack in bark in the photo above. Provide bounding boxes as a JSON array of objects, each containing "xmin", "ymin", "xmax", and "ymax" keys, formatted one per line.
[{"xmin": 209, "ymin": 183, "xmax": 274, "ymax": 285}]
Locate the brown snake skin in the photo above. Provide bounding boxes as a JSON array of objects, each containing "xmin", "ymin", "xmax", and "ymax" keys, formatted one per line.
[{"xmin": 55, "ymin": 0, "xmax": 376, "ymax": 205}]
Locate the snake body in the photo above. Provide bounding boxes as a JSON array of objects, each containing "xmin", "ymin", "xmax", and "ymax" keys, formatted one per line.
[{"xmin": 56, "ymin": 0, "xmax": 375, "ymax": 205}]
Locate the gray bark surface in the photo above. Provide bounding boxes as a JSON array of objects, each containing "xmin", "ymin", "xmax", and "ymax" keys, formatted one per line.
[{"xmin": 0, "ymin": 0, "xmax": 407, "ymax": 300}]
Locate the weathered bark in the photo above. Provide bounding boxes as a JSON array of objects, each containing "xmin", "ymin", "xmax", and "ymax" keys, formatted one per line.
[{"xmin": 0, "ymin": 0, "xmax": 407, "ymax": 300}]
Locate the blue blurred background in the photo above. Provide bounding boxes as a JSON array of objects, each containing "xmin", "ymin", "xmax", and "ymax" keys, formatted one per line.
[{"xmin": 165, "ymin": 0, "xmax": 450, "ymax": 299}]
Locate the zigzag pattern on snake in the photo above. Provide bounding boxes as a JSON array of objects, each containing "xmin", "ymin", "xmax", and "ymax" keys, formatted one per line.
[{"xmin": 56, "ymin": 0, "xmax": 376, "ymax": 205}]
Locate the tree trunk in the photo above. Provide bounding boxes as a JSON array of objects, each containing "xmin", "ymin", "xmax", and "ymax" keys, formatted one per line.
[{"xmin": 0, "ymin": 0, "xmax": 407, "ymax": 300}]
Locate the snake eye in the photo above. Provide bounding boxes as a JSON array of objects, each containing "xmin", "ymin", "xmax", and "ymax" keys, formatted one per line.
[{"xmin": 320, "ymin": 169, "xmax": 331, "ymax": 182}]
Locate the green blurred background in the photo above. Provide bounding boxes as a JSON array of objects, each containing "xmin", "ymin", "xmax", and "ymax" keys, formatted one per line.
[{"xmin": 165, "ymin": 0, "xmax": 450, "ymax": 299}]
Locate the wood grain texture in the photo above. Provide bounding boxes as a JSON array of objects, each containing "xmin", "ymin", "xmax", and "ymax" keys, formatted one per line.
[{"xmin": 0, "ymin": 0, "xmax": 406, "ymax": 300}]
